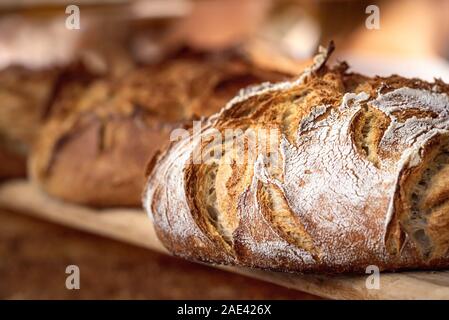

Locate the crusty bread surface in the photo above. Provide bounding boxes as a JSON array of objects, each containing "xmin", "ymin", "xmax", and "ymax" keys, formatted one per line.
[{"xmin": 144, "ymin": 46, "xmax": 449, "ymax": 273}]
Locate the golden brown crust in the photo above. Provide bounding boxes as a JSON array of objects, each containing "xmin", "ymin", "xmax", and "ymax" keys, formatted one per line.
[
  {"xmin": 30, "ymin": 49, "xmax": 294, "ymax": 207},
  {"xmin": 144, "ymin": 48, "xmax": 449, "ymax": 273}
]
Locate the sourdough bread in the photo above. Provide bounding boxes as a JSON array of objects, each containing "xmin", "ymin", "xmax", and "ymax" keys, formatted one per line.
[{"xmin": 144, "ymin": 46, "xmax": 449, "ymax": 273}]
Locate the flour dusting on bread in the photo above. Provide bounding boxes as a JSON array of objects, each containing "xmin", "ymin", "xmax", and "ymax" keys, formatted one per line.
[{"xmin": 144, "ymin": 45, "xmax": 449, "ymax": 273}]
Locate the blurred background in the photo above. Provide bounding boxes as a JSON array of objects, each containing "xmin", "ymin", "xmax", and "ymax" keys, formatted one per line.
[
  {"xmin": 1, "ymin": 0, "xmax": 449, "ymax": 77},
  {"xmin": 1, "ymin": 0, "xmax": 449, "ymax": 299}
]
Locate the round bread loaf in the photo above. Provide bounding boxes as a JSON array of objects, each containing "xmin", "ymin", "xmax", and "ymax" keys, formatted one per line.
[
  {"xmin": 30, "ymin": 49, "xmax": 293, "ymax": 207},
  {"xmin": 144, "ymin": 46, "xmax": 449, "ymax": 273}
]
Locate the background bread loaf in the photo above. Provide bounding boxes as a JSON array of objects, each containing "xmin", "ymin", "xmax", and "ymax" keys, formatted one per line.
[
  {"xmin": 0, "ymin": 58, "xmax": 123, "ymax": 180},
  {"xmin": 30, "ymin": 48, "xmax": 295, "ymax": 207},
  {"xmin": 144, "ymin": 47, "xmax": 449, "ymax": 273}
]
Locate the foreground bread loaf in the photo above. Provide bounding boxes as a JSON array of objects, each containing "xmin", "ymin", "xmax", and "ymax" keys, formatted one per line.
[
  {"xmin": 144, "ymin": 46, "xmax": 449, "ymax": 273},
  {"xmin": 30, "ymin": 49, "xmax": 293, "ymax": 207}
]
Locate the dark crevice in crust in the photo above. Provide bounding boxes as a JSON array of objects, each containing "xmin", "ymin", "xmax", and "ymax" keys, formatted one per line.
[
  {"xmin": 391, "ymin": 108, "xmax": 437, "ymax": 122},
  {"xmin": 203, "ymin": 164, "xmax": 230, "ymax": 241},
  {"xmin": 258, "ymin": 183, "xmax": 318, "ymax": 260},
  {"xmin": 97, "ymin": 121, "xmax": 107, "ymax": 152},
  {"xmin": 41, "ymin": 127, "xmax": 83, "ymax": 177},
  {"xmin": 186, "ymin": 156, "xmax": 236, "ymax": 255},
  {"xmin": 351, "ymin": 104, "xmax": 390, "ymax": 168},
  {"xmin": 406, "ymin": 141, "xmax": 449, "ymax": 258},
  {"xmin": 394, "ymin": 136, "xmax": 449, "ymax": 260}
]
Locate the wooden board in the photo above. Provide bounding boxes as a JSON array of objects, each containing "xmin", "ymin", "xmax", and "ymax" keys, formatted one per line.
[{"xmin": 1, "ymin": 180, "xmax": 449, "ymax": 299}]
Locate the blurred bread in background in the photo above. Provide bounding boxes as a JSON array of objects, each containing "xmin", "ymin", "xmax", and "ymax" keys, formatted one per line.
[
  {"xmin": 29, "ymin": 47, "xmax": 298, "ymax": 207},
  {"xmin": 0, "ymin": 12, "xmax": 136, "ymax": 180}
]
